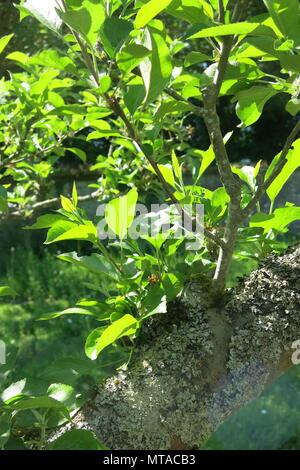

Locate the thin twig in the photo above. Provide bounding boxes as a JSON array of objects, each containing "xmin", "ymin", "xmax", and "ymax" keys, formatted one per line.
[
  {"xmin": 218, "ymin": 0, "xmax": 225, "ymax": 23},
  {"xmin": 242, "ymin": 117, "xmax": 300, "ymax": 218},
  {"xmin": 164, "ymin": 87, "xmax": 204, "ymax": 118},
  {"xmin": 6, "ymin": 189, "xmax": 102, "ymax": 218},
  {"xmin": 214, "ymin": 37, "xmax": 234, "ymax": 95}
]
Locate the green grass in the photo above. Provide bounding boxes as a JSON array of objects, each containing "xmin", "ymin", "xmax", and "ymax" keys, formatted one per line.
[
  {"xmin": 0, "ymin": 246, "xmax": 104, "ymax": 395},
  {"xmin": 204, "ymin": 235, "xmax": 300, "ymax": 449},
  {"xmin": 202, "ymin": 365, "xmax": 300, "ymax": 450}
]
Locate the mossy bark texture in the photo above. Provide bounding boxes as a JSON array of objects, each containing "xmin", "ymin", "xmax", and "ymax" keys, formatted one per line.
[{"xmin": 60, "ymin": 246, "xmax": 300, "ymax": 449}]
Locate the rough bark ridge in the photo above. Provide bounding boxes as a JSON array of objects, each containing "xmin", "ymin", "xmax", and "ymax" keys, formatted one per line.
[{"xmin": 58, "ymin": 245, "xmax": 300, "ymax": 449}]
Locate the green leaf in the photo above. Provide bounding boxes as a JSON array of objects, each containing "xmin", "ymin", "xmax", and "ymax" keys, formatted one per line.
[
  {"xmin": 66, "ymin": 148, "xmax": 87, "ymax": 163},
  {"xmin": 134, "ymin": 0, "xmax": 173, "ymax": 29},
  {"xmin": 266, "ymin": 138, "xmax": 300, "ymax": 203},
  {"xmin": 286, "ymin": 97, "xmax": 300, "ymax": 116},
  {"xmin": 60, "ymin": 195, "xmax": 75, "ymax": 213},
  {"xmin": 0, "ymin": 185, "xmax": 8, "ymax": 213},
  {"xmin": 198, "ymin": 146, "xmax": 215, "ymax": 178},
  {"xmin": 172, "ymin": 150, "xmax": 181, "ymax": 179},
  {"xmin": 166, "ymin": 0, "xmax": 213, "ymax": 24},
  {"xmin": 58, "ymin": 0, "xmax": 105, "ymax": 46},
  {"xmin": 6, "ymin": 51, "xmax": 30, "ymax": 66},
  {"xmin": 43, "ymin": 335, "xmax": 128, "ymax": 380},
  {"xmin": 0, "ymin": 286, "xmax": 18, "ymax": 297},
  {"xmin": 161, "ymin": 164, "xmax": 176, "ymax": 187},
  {"xmin": 7, "ymin": 396, "xmax": 69, "ymax": 411},
  {"xmin": 184, "ymin": 51, "xmax": 211, "ymax": 67},
  {"xmin": 164, "ymin": 237, "xmax": 185, "ymax": 256},
  {"xmin": 155, "ymin": 100, "xmax": 191, "ymax": 119},
  {"xmin": 16, "ymin": 4, "xmax": 62, "ymax": 33},
  {"xmin": 85, "ymin": 314, "xmax": 139, "ymax": 359},
  {"xmin": 4, "ymin": 438, "xmax": 27, "ymax": 450},
  {"xmin": 211, "ymin": 187, "xmax": 230, "ymax": 207},
  {"xmin": 162, "ymin": 273, "xmax": 183, "ymax": 301},
  {"xmin": 100, "ymin": 18, "xmax": 133, "ymax": 58},
  {"xmin": 231, "ymin": 165, "xmax": 256, "ymax": 191},
  {"xmin": 39, "ymin": 307, "xmax": 102, "ymax": 321},
  {"xmin": 219, "ymin": 61, "xmax": 264, "ymax": 95},
  {"xmin": 233, "ymin": 86, "xmax": 278, "ymax": 127},
  {"xmin": 30, "ymin": 50, "xmax": 76, "ymax": 74},
  {"xmin": 0, "ymin": 34, "xmax": 14, "ymax": 55},
  {"xmin": 47, "ymin": 104, "xmax": 87, "ymax": 116},
  {"xmin": 2, "ymin": 380, "xmax": 26, "ymax": 403},
  {"xmin": 72, "ymin": 182, "xmax": 78, "ymax": 207},
  {"xmin": 247, "ymin": 37, "xmax": 300, "ymax": 73},
  {"xmin": 142, "ymin": 232, "xmax": 169, "ymax": 250},
  {"xmin": 188, "ymin": 22, "xmax": 276, "ymax": 40},
  {"xmin": 123, "ymin": 76, "xmax": 146, "ymax": 114},
  {"xmin": 45, "ymin": 430, "xmax": 107, "ymax": 450},
  {"xmin": 105, "ymin": 188, "xmax": 138, "ymax": 239},
  {"xmin": 141, "ymin": 283, "xmax": 166, "ymax": 313},
  {"xmin": 147, "ymin": 164, "xmax": 176, "ymax": 188},
  {"xmin": 44, "ymin": 220, "xmax": 77, "ymax": 244},
  {"xmin": 86, "ymin": 120, "xmax": 121, "ymax": 140},
  {"xmin": 250, "ymin": 207, "xmax": 300, "ymax": 233},
  {"xmin": 30, "ymin": 70, "xmax": 60, "ymax": 95},
  {"xmin": 116, "ymin": 44, "xmax": 151, "ymax": 73},
  {"xmin": 140, "ymin": 21, "xmax": 172, "ymax": 104},
  {"xmin": 45, "ymin": 222, "xmax": 97, "ymax": 244},
  {"xmin": 197, "ymin": 131, "xmax": 232, "ymax": 178},
  {"xmin": 141, "ymin": 296, "xmax": 167, "ymax": 319},
  {"xmin": 24, "ymin": 214, "xmax": 68, "ymax": 230},
  {"xmin": 96, "ymin": 76, "xmax": 112, "ymax": 94},
  {"xmin": 47, "ymin": 383, "xmax": 77, "ymax": 408},
  {"xmin": 39, "ymin": 356, "xmax": 109, "ymax": 384},
  {"xmin": 263, "ymin": 0, "xmax": 299, "ymax": 40},
  {"xmin": 57, "ymin": 252, "xmax": 121, "ymax": 280},
  {"xmin": 95, "ymin": 344, "xmax": 131, "ymax": 377}
]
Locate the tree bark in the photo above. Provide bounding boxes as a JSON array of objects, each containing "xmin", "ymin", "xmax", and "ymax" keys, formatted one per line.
[{"xmin": 53, "ymin": 245, "xmax": 300, "ymax": 449}]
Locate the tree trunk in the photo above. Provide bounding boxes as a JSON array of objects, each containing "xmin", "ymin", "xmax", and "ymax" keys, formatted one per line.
[{"xmin": 55, "ymin": 245, "xmax": 300, "ymax": 450}]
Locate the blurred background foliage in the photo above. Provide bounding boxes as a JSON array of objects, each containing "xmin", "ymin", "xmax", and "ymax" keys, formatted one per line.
[{"xmin": 1, "ymin": 0, "xmax": 300, "ymax": 450}]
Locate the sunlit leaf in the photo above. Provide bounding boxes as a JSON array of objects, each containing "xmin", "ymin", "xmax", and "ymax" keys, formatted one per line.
[
  {"xmin": 135, "ymin": 0, "xmax": 173, "ymax": 29},
  {"xmin": 233, "ymin": 86, "xmax": 278, "ymax": 127},
  {"xmin": 105, "ymin": 188, "xmax": 138, "ymax": 239},
  {"xmin": 266, "ymin": 138, "xmax": 300, "ymax": 203},
  {"xmin": 0, "ymin": 34, "xmax": 14, "ymax": 55},
  {"xmin": 85, "ymin": 314, "xmax": 139, "ymax": 359},
  {"xmin": 140, "ymin": 21, "xmax": 172, "ymax": 104}
]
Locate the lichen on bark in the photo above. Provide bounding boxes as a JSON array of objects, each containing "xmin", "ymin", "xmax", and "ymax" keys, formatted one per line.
[{"xmin": 49, "ymin": 245, "xmax": 300, "ymax": 450}]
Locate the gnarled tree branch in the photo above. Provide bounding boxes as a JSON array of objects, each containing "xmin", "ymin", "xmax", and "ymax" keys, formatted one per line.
[{"xmin": 48, "ymin": 245, "xmax": 300, "ymax": 450}]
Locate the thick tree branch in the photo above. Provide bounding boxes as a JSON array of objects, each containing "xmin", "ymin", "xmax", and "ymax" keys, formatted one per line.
[
  {"xmin": 49, "ymin": 245, "xmax": 300, "ymax": 450},
  {"xmin": 202, "ymin": 86, "xmax": 241, "ymax": 293}
]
